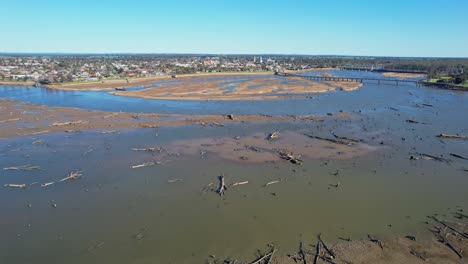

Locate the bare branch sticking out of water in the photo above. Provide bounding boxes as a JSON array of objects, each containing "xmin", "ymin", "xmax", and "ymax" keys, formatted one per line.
[
  {"xmin": 4, "ymin": 184, "xmax": 26, "ymax": 189},
  {"xmin": 59, "ymin": 171, "xmax": 82, "ymax": 182},
  {"xmin": 51, "ymin": 120, "xmax": 88, "ymax": 126},
  {"xmin": 3, "ymin": 165, "xmax": 41, "ymax": 171},
  {"xmin": 131, "ymin": 161, "xmax": 162, "ymax": 169}
]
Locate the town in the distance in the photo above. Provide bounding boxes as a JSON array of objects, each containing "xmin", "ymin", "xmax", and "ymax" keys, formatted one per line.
[{"xmin": 0, "ymin": 54, "xmax": 466, "ymax": 88}]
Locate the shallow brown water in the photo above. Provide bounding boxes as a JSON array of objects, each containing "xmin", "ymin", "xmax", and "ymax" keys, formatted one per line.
[{"xmin": 1, "ymin": 115, "xmax": 467, "ymax": 263}]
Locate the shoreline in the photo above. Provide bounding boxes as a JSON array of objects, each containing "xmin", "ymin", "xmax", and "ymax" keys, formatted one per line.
[{"xmin": 0, "ymin": 99, "xmax": 348, "ymax": 139}]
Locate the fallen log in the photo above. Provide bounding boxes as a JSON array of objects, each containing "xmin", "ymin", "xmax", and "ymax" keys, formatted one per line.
[
  {"xmin": 406, "ymin": 119, "xmax": 430, "ymax": 124},
  {"xmin": 450, "ymin": 153, "xmax": 468, "ymax": 160},
  {"xmin": 331, "ymin": 132, "xmax": 360, "ymax": 143},
  {"xmin": 437, "ymin": 134, "xmax": 468, "ymax": 140},
  {"xmin": 131, "ymin": 161, "xmax": 161, "ymax": 169},
  {"xmin": 51, "ymin": 120, "xmax": 88, "ymax": 126},
  {"xmin": 277, "ymin": 150, "xmax": 303, "ymax": 165},
  {"xmin": 23, "ymin": 130, "xmax": 49, "ymax": 136},
  {"xmin": 139, "ymin": 123, "xmax": 158, "ymax": 128},
  {"xmin": 265, "ymin": 180, "xmax": 280, "ymax": 186},
  {"xmin": 267, "ymin": 132, "xmax": 280, "ymax": 141},
  {"xmin": 318, "ymin": 234, "xmax": 336, "ymax": 259},
  {"xmin": 59, "ymin": 171, "xmax": 82, "ymax": 182},
  {"xmin": 431, "ymin": 226, "xmax": 463, "ymax": 259},
  {"xmin": 131, "ymin": 147, "xmax": 162, "ymax": 152},
  {"xmin": 0, "ymin": 118, "xmax": 20, "ymax": 123},
  {"xmin": 417, "ymin": 153, "xmax": 450, "ymax": 163},
  {"xmin": 305, "ymin": 134, "xmax": 352, "ymax": 146},
  {"xmin": 3, "ymin": 165, "xmax": 41, "ymax": 171},
  {"xmin": 201, "ymin": 182, "xmax": 213, "ymax": 194},
  {"xmin": 410, "ymin": 250, "xmax": 426, "ymax": 261},
  {"xmin": 430, "ymin": 216, "xmax": 468, "ymax": 239},
  {"xmin": 4, "ymin": 183, "xmax": 26, "ymax": 189},
  {"xmin": 100, "ymin": 130, "xmax": 118, "ymax": 134},
  {"xmin": 41, "ymin": 182, "xmax": 55, "ymax": 187},
  {"xmin": 217, "ymin": 175, "xmax": 227, "ymax": 196},
  {"xmin": 230, "ymin": 181, "xmax": 248, "ymax": 187},
  {"xmin": 168, "ymin": 179, "xmax": 183, "ymax": 183},
  {"xmin": 313, "ymin": 240, "xmax": 321, "ymax": 264},
  {"xmin": 367, "ymin": 234, "xmax": 384, "ymax": 250},
  {"xmin": 249, "ymin": 249, "xmax": 277, "ymax": 264}
]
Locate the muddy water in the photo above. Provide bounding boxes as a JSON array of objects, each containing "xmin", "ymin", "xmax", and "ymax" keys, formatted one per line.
[{"xmin": 1, "ymin": 71, "xmax": 468, "ymax": 263}]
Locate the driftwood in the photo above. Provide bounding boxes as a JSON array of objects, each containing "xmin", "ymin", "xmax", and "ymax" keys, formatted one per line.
[
  {"xmin": 454, "ymin": 212, "xmax": 468, "ymax": 219},
  {"xmin": 318, "ymin": 234, "xmax": 336, "ymax": 259},
  {"xmin": 168, "ymin": 179, "xmax": 183, "ymax": 183},
  {"xmin": 201, "ymin": 182, "xmax": 213, "ymax": 194},
  {"xmin": 249, "ymin": 249, "xmax": 277, "ymax": 264},
  {"xmin": 331, "ymin": 132, "xmax": 360, "ymax": 143},
  {"xmin": 132, "ymin": 147, "xmax": 162, "ymax": 152},
  {"xmin": 217, "ymin": 175, "xmax": 227, "ymax": 196},
  {"xmin": 278, "ymin": 150, "xmax": 302, "ymax": 165},
  {"xmin": 431, "ymin": 226, "xmax": 463, "ymax": 259},
  {"xmin": 410, "ymin": 250, "xmax": 426, "ymax": 261},
  {"xmin": 139, "ymin": 123, "xmax": 158, "ymax": 128},
  {"xmin": 267, "ymin": 132, "xmax": 280, "ymax": 141},
  {"xmin": 51, "ymin": 120, "xmax": 88, "ymax": 126},
  {"xmin": 417, "ymin": 153, "xmax": 450, "ymax": 163},
  {"xmin": 103, "ymin": 113, "xmax": 119, "ymax": 119},
  {"xmin": 3, "ymin": 165, "xmax": 41, "ymax": 171},
  {"xmin": 305, "ymin": 134, "xmax": 353, "ymax": 146},
  {"xmin": 265, "ymin": 180, "xmax": 280, "ymax": 186},
  {"xmin": 100, "ymin": 130, "xmax": 118, "ymax": 134},
  {"xmin": 0, "ymin": 118, "xmax": 20, "ymax": 123},
  {"xmin": 59, "ymin": 171, "xmax": 82, "ymax": 182},
  {"xmin": 437, "ymin": 134, "xmax": 468, "ymax": 140},
  {"xmin": 32, "ymin": 139, "xmax": 44, "ymax": 145},
  {"xmin": 313, "ymin": 240, "xmax": 321, "ymax": 264},
  {"xmin": 230, "ymin": 181, "xmax": 248, "ymax": 187},
  {"xmin": 199, "ymin": 122, "xmax": 224, "ymax": 127},
  {"xmin": 4, "ymin": 184, "xmax": 26, "ymax": 189},
  {"xmin": 367, "ymin": 234, "xmax": 384, "ymax": 250},
  {"xmin": 23, "ymin": 130, "xmax": 49, "ymax": 136},
  {"xmin": 430, "ymin": 216, "xmax": 468, "ymax": 239},
  {"xmin": 131, "ymin": 161, "xmax": 161, "ymax": 169},
  {"xmin": 41, "ymin": 182, "xmax": 55, "ymax": 187},
  {"xmin": 406, "ymin": 119, "xmax": 430, "ymax": 124},
  {"xmin": 450, "ymin": 153, "xmax": 468, "ymax": 160}
]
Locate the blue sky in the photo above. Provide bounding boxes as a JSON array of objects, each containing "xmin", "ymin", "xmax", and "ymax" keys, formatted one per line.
[{"xmin": 1, "ymin": 0, "xmax": 467, "ymax": 57}]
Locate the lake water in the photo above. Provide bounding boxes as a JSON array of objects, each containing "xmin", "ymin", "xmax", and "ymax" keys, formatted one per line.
[{"xmin": 1, "ymin": 70, "xmax": 467, "ymax": 263}]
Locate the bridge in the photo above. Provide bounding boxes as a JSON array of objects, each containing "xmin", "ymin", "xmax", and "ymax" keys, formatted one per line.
[{"xmin": 277, "ymin": 72, "xmax": 422, "ymax": 86}]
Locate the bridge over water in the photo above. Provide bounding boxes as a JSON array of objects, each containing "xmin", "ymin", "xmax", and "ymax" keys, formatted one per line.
[{"xmin": 277, "ymin": 72, "xmax": 422, "ymax": 86}]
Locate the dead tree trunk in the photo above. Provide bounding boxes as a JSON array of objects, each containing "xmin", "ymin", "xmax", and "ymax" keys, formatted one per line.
[{"xmin": 217, "ymin": 175, "xmax": 227, "ymax": 196}]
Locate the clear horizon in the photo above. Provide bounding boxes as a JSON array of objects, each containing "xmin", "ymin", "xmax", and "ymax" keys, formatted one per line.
[{"xmin": 2, "ymin": 0, "xmax": 468, "ymax": 57}]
